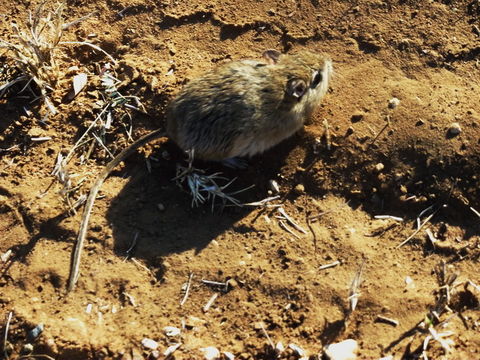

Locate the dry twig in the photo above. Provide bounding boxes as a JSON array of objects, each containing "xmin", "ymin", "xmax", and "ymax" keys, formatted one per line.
[
  {"xmin": 348, "ymin": 260, "xmax": 365, "ymax": 314},
  {"xmin": 397, "ymin": 205, "xmax": 442, "ymax": 248},
  {"xmin": 277, "ymin": 207, "xmax": 307, "ymax": 234},
  {"xmin": 180, "ymin": 273, "xmax": 194, "ymax": 306},
  {"xmin": 319, "ymin": 260, "xmax": 341, "ymax": 270},
  {"xmin": 202, "ymin": 293, "xmax": 218, "ymax": 313},
  {"xmin": 3, "ymin": 312, "xmax": 12, "ymax": 359}
]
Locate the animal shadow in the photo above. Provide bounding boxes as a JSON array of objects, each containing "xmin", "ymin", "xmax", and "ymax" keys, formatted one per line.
[{"xmin": 104, "ymin": 137, "xmax": 299, "ymax": 273}]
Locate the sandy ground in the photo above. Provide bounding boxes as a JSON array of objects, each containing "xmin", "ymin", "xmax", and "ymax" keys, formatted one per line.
[{"xmin": 1, "ymin": 0, "xmax": 480, "ymax": 359}]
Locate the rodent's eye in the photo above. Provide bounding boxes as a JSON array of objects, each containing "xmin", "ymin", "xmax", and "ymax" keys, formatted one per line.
[
  {"xmin": 287, "ymin": 78, "xmax": 307, "ymax": 99},
  {"xmin": 311, "ymin": 70, "xmax": 323, "ymax": 89}
]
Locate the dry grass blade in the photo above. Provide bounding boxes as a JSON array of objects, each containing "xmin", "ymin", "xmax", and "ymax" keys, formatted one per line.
[
  {"xmin": 277, "ymin": 207, "xmax": 307, "ymax": 234},
  {"xmin": 180, "ymin": 272, "xmax": 194, "ymax": 306},
  {"xmin": 348, "ymin": 260, "xmax": 365, "ymax": 315},
  {"xmin": 59, "ymin": 41, "xmax": 116, "ymax": 64},
  {"xmin": 243, "ymin": 195, "xmax": 280, "ymax": 207},
  {"xmin": 174, "ymin": 150, "xmax": 253, "ymax": 211},
  {"xmin": 16, "ymin": 355, "xmax": 56, "ymax": 360},
  {"xmin": 259, "ymin": 322, "xmax": 275, "ymax": 351},
  {"xmin": 433, "ymin": 260, "xmax": 458, "ymax": 313},
  {"xmin": 65, "ymin": 68, "xmax": 145, "ymax": 164},
  {"xmin": 0, "ymin": 75, "xmax": 29, "ymax": 97},
  {"xmin": 51, "ymin": 152, "xmax": 87, "ymax": 214},
  {"xmin": 470, "ymin": 206, "xmax": 480, "ymax": 219},
  {"xmin": 3, "ymin": 311, "xmax": 12, "ymax": 359},
  {"xmin": 397, "ymin": 204, "xmax": 442, "ymax": 248},
  {"xmin": 417, "ymin": 261, "xmax": 459, "ymax": 358}
]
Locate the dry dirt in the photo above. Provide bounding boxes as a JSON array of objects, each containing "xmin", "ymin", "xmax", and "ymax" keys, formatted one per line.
[{"xmin": 1, "ymin": 0, "xmax": 480, "ymax": 359}]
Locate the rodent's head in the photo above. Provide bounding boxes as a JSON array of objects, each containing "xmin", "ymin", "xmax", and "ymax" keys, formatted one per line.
[{"xmin": 264, "ymin": 49, "xmax": 333, "ymax": 117}]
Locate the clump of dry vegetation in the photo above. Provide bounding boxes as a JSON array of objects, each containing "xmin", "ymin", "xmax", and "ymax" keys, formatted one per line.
[
  {"xmin": 0, "ymin": 2, "xmax": 105, "ymax": 120},
  {"xmin": 174, "ymin": 149, "xmax": 254, "ymax": 211},
  {"xmin": 1, "ymin": 2, "xmax": 68, "ymax": 117}
]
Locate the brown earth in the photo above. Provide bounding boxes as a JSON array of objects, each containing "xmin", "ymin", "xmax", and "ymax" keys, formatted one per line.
[{"xmin": 1, "ymin": 1, "xmax": 480, "ymax": 359}]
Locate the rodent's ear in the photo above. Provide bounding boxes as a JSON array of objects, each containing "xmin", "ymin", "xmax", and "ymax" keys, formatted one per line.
[
  {"xmin": 263, "ymin": 49, "xmax": 282, "ymax": 64},
  {"xmin": 286, "ymin": 78, "xmax": 307, "ymax": 99}
]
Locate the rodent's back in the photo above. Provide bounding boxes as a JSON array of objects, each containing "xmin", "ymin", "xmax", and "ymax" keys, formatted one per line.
[
  {"xmin": 166, "ymin": 51, "xmax": 332, "ymax": 160},
  {"xmin": 166, "ymin": 60, "xmax": 269, "ymax": 160}
]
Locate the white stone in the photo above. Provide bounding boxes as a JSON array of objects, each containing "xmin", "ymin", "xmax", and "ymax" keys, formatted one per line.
[
  {"xmin": 268, "ymin": 179, "xmax": 280, "ymax": 194},
  {"xmin": 141, "ymin": 338, "xmax": 159, "ymax": 350},
  {"xmin": 288, "ymin": 343, "xmax": 306, "ymax": 357},
  {"xmin": 323, "ymin": 339, "xmax": 358, "ymax": 360},
  {"xmin": 448, "ymin": 122, "xmax": 461, "ymax": 135},
  {"xmin": 223, "ymin": 351, "xmax": 235, "ymax": 360},
  {"xmin": 164, "ymin": 326, "xmax": 181, "ymax": 337},
  {"xmin": 200, "ymin": 346, "xmax": 220, "ymax": 360},
  {"xmin": 388, "ymin": 97, "xmax": 400, "ymax": 109}
]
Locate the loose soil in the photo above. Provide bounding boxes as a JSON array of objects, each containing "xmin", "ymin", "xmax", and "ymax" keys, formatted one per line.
[{"xmin": 1, "ymin": 1, "xmax": 479, "ymax": 359}]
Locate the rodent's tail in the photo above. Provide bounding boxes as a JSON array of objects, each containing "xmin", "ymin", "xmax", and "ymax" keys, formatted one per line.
[{"xmin": 67, "ymin": 129, "xmax": 166, "ymax": 291}]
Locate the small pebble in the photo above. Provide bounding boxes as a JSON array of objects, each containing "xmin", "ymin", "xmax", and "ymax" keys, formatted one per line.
[
  {"xmin": 374, "ymin": 163, "xmax": 384, "ymax": 172},
  {"xmin": 268, "ymin": 180, "xmax": 280, "ymax": 194},
  {"xmin": 141, "ymin": 338, "xmax": 159, "ymax": 350},
  {"xmin": 405, "ymin": 276, "xmax": 415, "ymax": 290},
  {"xmin": 200, "ymin": 346, "xmax": 220, "ymax": 360},
  {"xmin": 378, "ymin": 355, "xmax": 394, "ymax": 360},
  {"xmin": 223, "ymin": 351, "xmax": 235, "ymax": 360},
  {"xmin": 85, "ymin": 303, "xmax": 93, "ymax": 314},
  {"xmin": 288, "ymin": 343, "xmax": 305, "ymax": 357},
  {"xmin": 27, "ymin": 324, "xmax": 44, "ymax": 341},
  {"xmin": 149, "ymin": 350, "xmax": 160, "ymax": 359},
  {"xmin": 350, "ymin": 112, "xmax": 364, "ymax": 122},
  {"xmin": 185, "ymin": 315, "xmax": 206, "ymax": 329},
  {"xmin": 164, "ymin": 326, "xmax": 181, "ymax": 337},
  {"xmin": 21, "ymin": 343, "xmax": 34, "ymax": 355},
  {"xmin": 275, "ymin": 341, "xmax": 285, "ymax": 353},
  {"xmin": 164, "ymin": 343, "xmax": 181, "ymax": 357},
  {"xmin": 294, "ymin": 184, "xmax": 305, "ymax": 194},
  {"xmin": 157, "ymin": 203, "xmax": 165, "ymax": 211},
  {"xmin": 448, "ymin": 122, "xmax": 461, "ymax": 136},
  {"xmin": 388, "ymin": 97, "xmax": 400, "ymax": 109},
  {"xmin": 227, "ymin": 278, "xmax": 238, "ymax": 289},
  {"xmin": 253, "ymin": 322, "xmax": 264, "ymax": 330},
  {"xmin": 1, "ymin": 249, "xmax": 12, "ymax": 262},
  {"xmin": 323, "ymin": 339, "xmax": 358, "ymax": 360}
]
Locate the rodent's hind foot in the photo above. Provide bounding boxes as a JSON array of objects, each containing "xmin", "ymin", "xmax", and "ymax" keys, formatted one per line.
[{"xmin": 221, "ymin": 157, "xmax": 248, "ymax": 169}]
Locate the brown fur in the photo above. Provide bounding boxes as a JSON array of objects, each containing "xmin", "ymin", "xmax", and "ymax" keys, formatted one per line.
[{"xmin": 166, "ymin": 51, "xmax": 332, "ymax": 160}]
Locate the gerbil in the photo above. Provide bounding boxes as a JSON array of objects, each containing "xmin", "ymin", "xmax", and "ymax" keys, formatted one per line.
[{"xmin": 67, "ymin": 49, "xmax": 333, "ymax": 290}]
